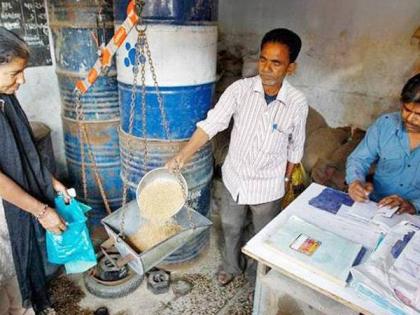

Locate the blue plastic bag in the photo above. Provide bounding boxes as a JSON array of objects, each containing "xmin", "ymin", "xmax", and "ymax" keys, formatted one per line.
[{"xmin": 46, "ymin": 195, "xmax": 97, "ymax": 274}]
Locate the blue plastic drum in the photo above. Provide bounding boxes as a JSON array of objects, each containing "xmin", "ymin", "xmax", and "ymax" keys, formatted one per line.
[
  {"xmin": 50, "ymin": 1, "xmax": 123, "ymax": 225},
  {"xmin": 115, "ymin": 1, "xmax": 217, "ymax": 263}
]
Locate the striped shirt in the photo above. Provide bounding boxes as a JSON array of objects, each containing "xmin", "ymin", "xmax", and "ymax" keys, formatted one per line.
[{"xmin": 198, "ymin": 75, "xmax": 308, "ymax": 205}]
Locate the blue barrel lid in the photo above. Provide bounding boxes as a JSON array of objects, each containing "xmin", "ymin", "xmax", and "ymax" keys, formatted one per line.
[{"xmin": 114, "ymin": 0, "xmax": 218, "ymax": 25}]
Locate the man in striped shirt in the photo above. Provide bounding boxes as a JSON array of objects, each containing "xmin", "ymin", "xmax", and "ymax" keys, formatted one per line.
[{"xmin": 167, "ymin": 28, "xmax": 308, "ymax": 285}]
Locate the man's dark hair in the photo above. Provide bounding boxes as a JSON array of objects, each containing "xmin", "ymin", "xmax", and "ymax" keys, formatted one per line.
[
  {"xmin": 401, "ymin": 73, "xmax": 420, "ymax": 104},
  {"xmin": 0, "ymin": 27, "xmax": 29, "ymax": 65},
  {"xmin": 260, "ymin": 28, "xmax": 302, "ymax": 63}
]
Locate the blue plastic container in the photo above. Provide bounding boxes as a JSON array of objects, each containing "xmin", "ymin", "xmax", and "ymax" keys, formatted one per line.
[{"xmin": 115, "ymin": 1, "xmax": 217, "ymax": 263}]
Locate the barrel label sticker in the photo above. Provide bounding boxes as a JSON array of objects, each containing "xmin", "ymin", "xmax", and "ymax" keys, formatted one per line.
[{"xmin": 124, "ymin": 42, "xmax": 146, "ymax": 69}]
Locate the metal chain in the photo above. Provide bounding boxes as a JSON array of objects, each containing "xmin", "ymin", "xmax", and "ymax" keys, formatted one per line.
[
  {"xmin": 143, "ymin": 36, "xmax": 195, "ymax": 228},
  {"xmin": 70, "ymin": 1, "xmax": 116, "ymax": 215},
  {"xmin": 75, "ymin": 92, "xmax": 88, "ymax": 200},
  {"xmin": 173, "ymin": 160, "xmax": 194, "ymax": 229},
  {"xmin": 119, "ymin": 25, "xmax": 146, "ymax": 239},
  {"xmin": 144, "ymin": 34, "xmax": 196, "ymax": 228},
  {"xmin": 80, "ymin": 123, "xmax": 111, "ymax": 213},
  {"xmin": 140, "ymin": 31, "xmax": 148, "ymax": 175},
  {"xmin": 121, "ymin": 29, "xmax": 142, "ymax": 207},
  {"xmin": 118, "ymin": 0, "xmax": 196, "ymax": 237},
  {"xmin": 144, "ymin": 35, "xmax": 179, "ymax": 182},
  {"xmin": 144, "ymin": 36, "xmax": 170, "ymax": 142},
  {"xmin": 71, "ymin": 0, "xmax": 148, "ymax": 239},
  {"xmin": 75, "ymin": 92, "xmax": 111, "ymax": 214}
]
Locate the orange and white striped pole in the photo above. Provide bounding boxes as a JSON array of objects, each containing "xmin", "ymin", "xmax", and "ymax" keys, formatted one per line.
[{"xmin": 75, "ymin": 0, "xmax": 141, "ymax": 94}]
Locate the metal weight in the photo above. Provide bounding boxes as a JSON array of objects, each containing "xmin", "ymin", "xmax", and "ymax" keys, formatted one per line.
[{"xmin": 147, "ymin": 270, "xmax": 170, "ymax": 294}]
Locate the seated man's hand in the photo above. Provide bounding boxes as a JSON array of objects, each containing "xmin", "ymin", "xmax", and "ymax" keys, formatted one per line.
[
  {"xmin": 379, "ymin": 195, "xmax": 416, "ymax": 215},
  {"xmin": 348, "ymin": 180, "xmax": 373, "ymax": 202}
]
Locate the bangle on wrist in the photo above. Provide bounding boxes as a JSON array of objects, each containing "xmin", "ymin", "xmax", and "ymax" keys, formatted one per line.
[{"xmin": 35, "ymin": 204, "xmax": 48, "ymax": 220}]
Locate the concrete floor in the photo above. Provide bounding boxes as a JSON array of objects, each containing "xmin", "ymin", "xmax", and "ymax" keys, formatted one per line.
[
  {"xmin": 63, "ymin": 180, "xmax": 360, "ymax": 315},
  {"xmin": 71, "ymin": 180, "xmax": 253, "ymax": 315}
]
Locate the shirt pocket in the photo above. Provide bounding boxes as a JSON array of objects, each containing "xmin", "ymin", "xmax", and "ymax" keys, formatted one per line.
[
  {"xmin": 264, "ymin": 125, "xmax": 292, "ymax": 154},
  {"xmin": 259, "ymin": 125, "xmax": 290, "ymax": 169},
  {"xmin": 376, "ymin": 154, "xmax": 405, "ymax": 178}
]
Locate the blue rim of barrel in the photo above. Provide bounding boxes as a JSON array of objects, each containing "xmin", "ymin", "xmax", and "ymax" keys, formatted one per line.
[
  {"xmin": 114, "ymin": 0, "xmax": 218, "ymax": 25},
  {"xmin": 119, "ymin": 130, "xmax": 213, "ymax": 190},
  {"xmin": 62, "ymin": 117, "xmax": 124, "ymax": 223},
  {"xmin": 66, "ymin": 160, "xmax": 124, "ymax": 226},
  {"xmin": 57, "ymin": 71, "xmax": 120, "ymax": 120},
  {"xmin": 62, "ymin": 117, "xmax": 122, "ymax": 163},
  {"xmin": 118, "ymin": 131, "xmax": 214, "ymax": 263},
  {"xmin": 118, "ymin": 82, "xmax": 214, "ymax": 139},
  {"xmin": 50, "ymin": 10, "xmax": 120, "ymax": 121}
]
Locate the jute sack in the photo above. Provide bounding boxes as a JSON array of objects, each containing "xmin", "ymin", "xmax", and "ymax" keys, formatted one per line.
[
  {"xmin": 311, "ymin": 128, "xmax": 366, "ymax": 190},
  {"xmin": 306, "ymin": 106, "xmax": 328, "ymax": 136},
  {"xmin": 302, "ymin": 126, "xmax": 351, "ymax": 172}
]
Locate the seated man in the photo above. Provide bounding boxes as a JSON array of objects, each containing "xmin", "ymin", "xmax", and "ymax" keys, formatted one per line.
[{"xmin": 345, "ymin": 73, "xmax": 420, "ymax": 214}]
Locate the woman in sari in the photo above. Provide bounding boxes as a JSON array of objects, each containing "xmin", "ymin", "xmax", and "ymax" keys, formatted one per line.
[{"xmin": 0, "ymin": 27, "xmax": 69, "ymax": 315}]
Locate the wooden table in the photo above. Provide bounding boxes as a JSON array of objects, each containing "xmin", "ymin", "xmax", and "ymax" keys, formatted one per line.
[{"xmin": 242, "ymin": 183, "xmax": 390, "ymax": 315}]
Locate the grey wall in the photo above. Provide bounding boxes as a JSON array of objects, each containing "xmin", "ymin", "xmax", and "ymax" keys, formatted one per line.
[
  {"xmin": 219, "ymin": 0, "xmax": 420, "ymax": 128},
  {"xmin": 17, "ymin": 66, "xmax": 65, "ymax": 176},
  {"xmin": 16, "ymin": 1, "xmax": 66, "ymax": 177},
  {"xmin": 15, "ymin": 0, "xmax": 420, "ymax": 180}
]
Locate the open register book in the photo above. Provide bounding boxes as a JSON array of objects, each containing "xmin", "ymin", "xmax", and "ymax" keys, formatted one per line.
[
  {"xmin": 337, "ymin": 200, "xmax": 420, "ymax": 233},
  {"xmin": 265, "ymin": 215, "xmax": 365, "ymax": 286},
  {"xmin": 308, "ymin": 187, "xmax": 420, "ymax": 233},
  {"xmin": 350, "ymin": 221, "xmax": 420, "ymax": 315}
]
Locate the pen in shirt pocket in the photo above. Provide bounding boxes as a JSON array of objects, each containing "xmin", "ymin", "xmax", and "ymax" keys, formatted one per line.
[
  {"xmin": 272, "ymin": 123, "xmax": 292, "ymax": 142},
  {"xmin": 272, "ymin": 123, "xmax": 286, "ymax": 134},
  {"xmin": 272, "ymin": 123, "xmax": 280, "ymax": 133}
]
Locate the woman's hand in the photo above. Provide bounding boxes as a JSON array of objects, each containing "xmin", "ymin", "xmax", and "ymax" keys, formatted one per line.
[
  {"xmin": 38, "ymin": 207, "xmax": 67, "ymax": 234},
  {"xmin": 52, "ymin": 177, "xmax": 70, "ymax": 203}
]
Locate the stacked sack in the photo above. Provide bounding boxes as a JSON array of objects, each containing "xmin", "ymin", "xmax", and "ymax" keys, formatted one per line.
[{"xmin": 303, "ymin": 106, "xmax": 367, "ymax": 191}]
